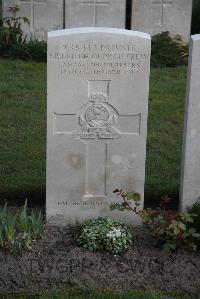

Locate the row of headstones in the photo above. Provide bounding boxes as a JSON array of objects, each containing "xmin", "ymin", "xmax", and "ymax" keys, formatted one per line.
[
  {"xmin": 3, "ymin": 0, "xmax": 192, "ymax": 41},
  {"xmin": 46, "ymin": 27, "xmax": 200, "ymax": 226}
]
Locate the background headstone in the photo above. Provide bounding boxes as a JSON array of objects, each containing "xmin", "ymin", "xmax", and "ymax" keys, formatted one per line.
[
  {"xmin": 65, "ymin": 0, "xmax": 126, "ymax": 28},
  {"xmin": 0, "ymin": 0, "xmax": 2, "ymax": 18},
  {"xmin": 180, "ymin": 34, "xmax": 200, "ymax": 211},
  {"xmin": 131, "ymin": 0, "xmax": 193, "ymax": 41},
  {"xmin": 3, "ymin": 0, "xmax": 63, "ymax": 40},
  {"xmin": 47, "ymin": 28, "xmax": 151, "ymax": 225},
  {"xmin": 3, "ymin": 0, "xmax": 193, "ymax": 41}
]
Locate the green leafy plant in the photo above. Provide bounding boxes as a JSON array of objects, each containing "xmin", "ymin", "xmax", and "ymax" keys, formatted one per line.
[
  {"xmin": 110, "ymin": 189, "xmax": 200, "ymax": 252},
  {"xmin": 29, "ymin": 210, "xmax": 44, "ymax": 239},
  {"xmin": 143, "ymin": 208, "xmax": 200, "ymax": 252},
  {"xmin": 18, "ymin": 199, "xmax": 30, "ymax": 233},
  {"xmin": 151, "ymin": 31, "xmax": 189, "ymax": 67},
  {"xmin": 0, "ymin": 201, "xmax": 45, "ymax": 255},
  {"xmin": 0, "ymin": 5, "xmax": 30, "ymax": 57},
  {"xmin": 78, "ymin": 217, "xmax": 132, "ymax": 254},
  {"xmin": 26, "ymin": 38, "xmax": 47, "ymax": 62},
  {"xmin": 187, "ymin": 201, "xmax": 200, "ymax": 247},
  {"xmin": 0, "ymin": 5, "xmax": 46, "ymax": 62},
  {"xmin": 110, "ymin": 190, "xmax": 142, "ymax": 214}
]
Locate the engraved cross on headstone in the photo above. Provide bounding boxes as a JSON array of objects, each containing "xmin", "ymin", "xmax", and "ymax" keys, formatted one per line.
[
  {"xmin": 152, "ymin": 0, "xmax": 173, "ymax": 25},
  {"xmin": 53, "ymin": 81, "xmax": 141, "ymax": 200},
  {"xmin": 20, "ymin": 0, "xmax": 46, "ymax": 32},
  {"xmin": 81, "ymin": 0, "xmax": 110, "ymax": 26}
]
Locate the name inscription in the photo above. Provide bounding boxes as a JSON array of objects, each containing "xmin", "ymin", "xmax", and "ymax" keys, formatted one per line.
[{"xmin": 50, "ymin": 43, "xmax": 150, "ymax": 77}]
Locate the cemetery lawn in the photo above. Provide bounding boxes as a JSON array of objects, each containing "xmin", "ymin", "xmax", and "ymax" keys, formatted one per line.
[{"xmin": 0, "ymin": 59, "xmax": 187, "ymax": 206}]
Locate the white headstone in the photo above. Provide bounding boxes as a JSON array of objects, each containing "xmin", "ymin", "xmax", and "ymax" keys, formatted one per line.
[
  {"xmin": 131, "ymin": 0, "xmax": 193, "ymax": 41},
  {"xmin": 180, "ymin": 35, "xmax": 200, "ymax": 211},
  {"xmin": 3, "ymin": 0, "xmax": 63, "ymax": 40},
  {"xmin": 47, "ymin": 28, "xmax": 151, "ymax": 226},
  {"xmin": 65, "ymin": 0, "xmax": 126, "ymax": 28}
]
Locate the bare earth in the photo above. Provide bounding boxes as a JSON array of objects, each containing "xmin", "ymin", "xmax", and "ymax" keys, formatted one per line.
[{"xmin": 0, "ymin": 226, "xmax": 199, "ymax": 295}]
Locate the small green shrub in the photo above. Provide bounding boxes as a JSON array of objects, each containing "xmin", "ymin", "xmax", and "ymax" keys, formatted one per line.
[
  {"xmin": 187, "ymin": 201, "xmax": 200, "ymax": 247},
  {"xmin": 3, "ymin": 42, "xmax": 31, "ymax": 60},
  {"xmin": 143, "ymin": 208, "xmax": 200, "ymax": 252},
  {"xmin": 78, "ymin": 217, "xmax": 132, "ymax": 254},
  {"xmin": 1, "ymin": 39, "xmax": 47, "ymax": 62},
  {"xmin": 151, "ymin": 31, "xmax": 189, "ymax": 67},
  {"xmin": 0, "ymin": 201, "xmax": 45, "ymax": 255},
  {"xmin": 110, "ymin": 190, "xmax": 200, "ymax": 253},
  {"xmin": 26, "ymin": 39, "xmax": 47, "ymax": 62}
]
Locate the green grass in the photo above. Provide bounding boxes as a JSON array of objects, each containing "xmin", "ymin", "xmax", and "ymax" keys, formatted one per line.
[
  {"xmin": 0, "ymin": 59, "xmax": 187, "ymax": 206},
  {"xmin": 146, "ymin": 66, "xmax": 187, "ymax": 206},
  {"xmin": 0, "ymin": 289, "xmax": 197, "ymax": 299},
  {"xmin": 0, "ymin": 59, "xmax": 46, "ymax": 205}
]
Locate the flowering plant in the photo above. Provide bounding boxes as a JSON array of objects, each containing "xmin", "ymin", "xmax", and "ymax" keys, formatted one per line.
[
  {"xmin": 0, "ymin": 5, "xmax": 30, "ymax": 47},
  {"xmin": 78, "ymin": 217, "xmax": 132, "ymax": 254}
]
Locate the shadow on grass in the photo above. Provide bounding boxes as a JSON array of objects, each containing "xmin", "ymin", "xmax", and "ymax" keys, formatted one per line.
[
  {"xmin": 0, "ymin": 188, "xmax": 179, "ymax": 212},
  {"xmin": 0, "ymin": 189, "xmax": 45, "ymax": 209},
  {"xmin": 144, "ymin": 191, "xmax": 180, "ymax": 210}
]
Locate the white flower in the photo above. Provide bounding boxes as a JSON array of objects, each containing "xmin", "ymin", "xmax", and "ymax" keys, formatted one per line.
[{"xmin": 106, "ymin": 228, "xmax": 122, "ymax": 239}]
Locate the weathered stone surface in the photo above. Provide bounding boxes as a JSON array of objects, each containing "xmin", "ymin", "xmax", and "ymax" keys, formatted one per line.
[
  {"xmin": 180, "ymin": 35, "xmax": 200, "ymax": 211},
  {"xmin": 65, "ymin": 0, "xmax": 126, "ymax": 28},
  {"xmin": 3, "ymin": 0, "xmax": 63, "ymax": 40},
  {"xmin": 47, "ymin": 28, "xmax": 151, "ymax": 225},
  {"xmin": 131, "ymin": 0, "xmax": 193, "ymax": 41}
]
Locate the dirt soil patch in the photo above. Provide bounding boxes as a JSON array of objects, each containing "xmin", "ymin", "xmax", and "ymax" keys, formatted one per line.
[{"xmin": 0, "ymin": 225, "xmax": 199, "ymax": 295}]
